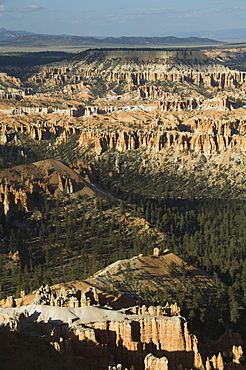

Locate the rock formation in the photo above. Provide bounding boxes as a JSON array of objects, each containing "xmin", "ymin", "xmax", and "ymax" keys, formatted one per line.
[
  {"xmin": 0, "ymin": 304, "xmax": 244, "ymax": 370},
  {"xmin": 0, "ymin": 48, "xmax": 246, "ymax": 370},
  {"xmin": 0, "ymin": 181, "xmax": 31, "ymax": 215},
  {"xmin": 28, "ymin": 49, "xmax": 246, "ymax": 92},
  {"xmin": 144, "ymin": 353, "xmax": 168, "ymax": 370},
  {"xmin": 77, "ymin": 113, "xmax": 246, "ymax": 156},
  {"xmin": 0, "ymin": 159, "xmax": 97, "ymax": 216}
]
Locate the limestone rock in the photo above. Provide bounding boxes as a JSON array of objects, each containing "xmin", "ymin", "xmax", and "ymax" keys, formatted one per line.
[
  {"xmin": 153, "ymin": 247, "xmax": 161, "ymax": 256},
  {"xmin": 144, "ymin": 353, "xmax": 168, "ymax": 370},
  {"xmin": 232, "ymin": 345, "xmax": 243, "ymax": 364}
]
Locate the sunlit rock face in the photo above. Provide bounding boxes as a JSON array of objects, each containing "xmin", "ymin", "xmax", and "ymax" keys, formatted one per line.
[{"xmin": 0, "ymin": 304, "xmax": 244, "ymax": 370}]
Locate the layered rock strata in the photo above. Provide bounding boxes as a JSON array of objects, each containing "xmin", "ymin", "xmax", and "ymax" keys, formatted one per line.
[
  {"xmin": 0, "ymin": 160, "xmax": 88, "ymax": 216},
  {"xmin": 26, "ymin": 49, "xmax": 246, "ymax": 95},
  {"xmin": 31, "ymin": 67, "xmax": 246, "ymax": 90},
  {"xmin": 78, "ymin": 119, "xmax": 246, "ymax": 156},
  {"xmin": 28, "ymin": 49, "xmax": 246, "ymax": 91},
  {"xmin": 110, "ymin": 71, "xmax": 246, "ymax": 90},
  {"xmin": 0, "ymin": 181, "xmax": 31, "ymax": 215},
  {"xmin": 0, "ymin": 305, "xmax": 244, "ymax": 370}
]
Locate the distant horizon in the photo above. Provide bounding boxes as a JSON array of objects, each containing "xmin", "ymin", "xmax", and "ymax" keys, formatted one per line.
[
  {"xmin": 0, "ymin": 1, "xmax": 246, "ymax": 41},
  {"xmin": 0, "ymin": 28, "xmax": 225, "ymax": 38},
  {"xmin": 1, "ymin": 27, "xmax": 246, "ymax": 43}
]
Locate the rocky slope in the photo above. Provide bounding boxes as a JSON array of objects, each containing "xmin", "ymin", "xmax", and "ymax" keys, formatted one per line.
[
  {"xmin": 0, "ymin": 158, "xmax": 109, "ymax": 216},
  {"xmin": 0, "ymin": 46, "xmax": 246, "ymax": 369},
  {"xmin": 0, "ymin": 48, "xmax": 245, "ymax": 201},
  {"xmin": 4, "ymin": 251, "xmax": 217, "ymax": 309},
  {"xmin": 1, "ymin": 249, "xmax": 242, "ymax": 370},
  {"xmin": 0, "ymin": 287, "xmax": 244, "ymax": 370}
]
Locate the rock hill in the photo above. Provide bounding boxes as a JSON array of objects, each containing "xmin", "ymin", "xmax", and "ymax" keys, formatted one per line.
[
  {"xmin": 0, "ymin": 251, "xmax": 245, "ymax": 370},
  {"xmin": 5, "ymin": 250, "xmax": 218, "ymax": 309},
  {"xmin": 0, "ymin": 158, "xmax": 112, "ymax": 216}
]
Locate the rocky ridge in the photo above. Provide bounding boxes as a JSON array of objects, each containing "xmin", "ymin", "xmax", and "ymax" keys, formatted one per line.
[
  {"xmin": 27, "ymin": 49, "xmax": 246, "ymax": 92},
  {"xmin": 0, "ymin": 292, "xmax": 244, "ymax": 370},
  {"xmin": 1, "ymin": 251, "xmax": 238, "ymax": 370}
]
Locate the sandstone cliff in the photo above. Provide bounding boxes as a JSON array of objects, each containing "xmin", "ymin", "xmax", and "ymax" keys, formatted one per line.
[
  {"xmin": 77, "ymin": 111, "xmax": 246, "ymax": 157},
  {"xmin": 0, "ymin": 159, "xmax": 100, "ymax": 216},
  {"xmin": 0, "ymin": 304, "xmax": 244, "ymax": 370},
  {"xmin": 27, "ymin": 49, "xmax": 246, "ymax": 93}
]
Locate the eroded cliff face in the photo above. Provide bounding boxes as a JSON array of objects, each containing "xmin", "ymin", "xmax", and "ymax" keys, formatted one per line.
[
  {"xmin": 0, "ymin": 49, "xmax": 245, "ymax": 190},
  {"xmin": 1, "ymin": 106, "xmax": 246, "ymax": 202},
  {"xmin": 72, "ymin": 315, "xmax": 202, "ymax": 370},
  {"xmin": 109, "ymin": 70, "xmax": 246, "ymax": 90},
  {"xmin": 0, "ymin": 181, "xmax": 31, "ymax": 215},
  {"xmin": 1, "ymin": 97, "xmax": 243, "ymax": 155},
  {"xmin": 77, "ymin": 112, "xmax": 246, "ymax": 157},
  {"xmin": 31, "ymin": 68, "xmax": 246, "ymax": 90},
  {"xmin": 0, "ymin": 159, "xmax": 94, "ymax": 216},
  {"xmin": 0, "ymin": 119, "xmax": 78, "ymax": 144},
  {"xmin": 0, "ymin": 50, "xmax": 245, "ymax": 207},
  {"xmin": 0, "ymin": 72, "xmax": 21, "ymax": 90},
  {"xmin": 25, "ymin": 49, "xmax": 246, "ymax": 95},
  {"xmin": 0, "ymin": 305, "xmax": 244, "ymax": 370}
]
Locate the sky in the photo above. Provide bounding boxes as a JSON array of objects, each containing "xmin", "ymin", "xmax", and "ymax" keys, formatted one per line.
[{"xmin": 0, "ymin": 0, "xmax": 246, "ymax": 38}]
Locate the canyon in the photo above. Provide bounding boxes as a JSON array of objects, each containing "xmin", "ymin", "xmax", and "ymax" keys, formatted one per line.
[{"xmin": 0, "ymin": 46, "xmax": 246, "ymax": 369}]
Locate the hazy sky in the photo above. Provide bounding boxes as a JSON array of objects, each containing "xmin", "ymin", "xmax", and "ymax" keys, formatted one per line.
[{"xmin": 0, "ymin": 0, "xmax": 246, "ymax": 37}]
